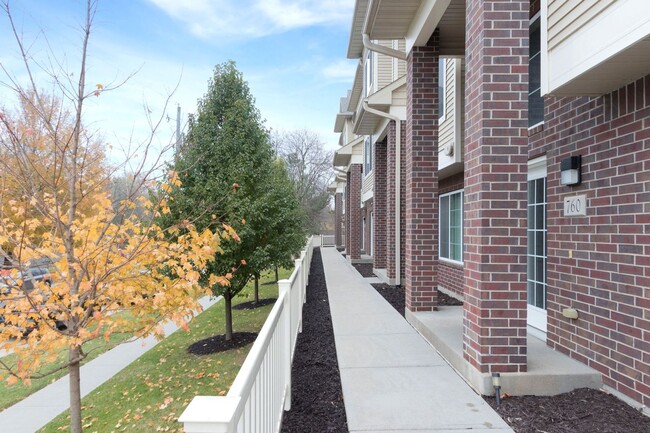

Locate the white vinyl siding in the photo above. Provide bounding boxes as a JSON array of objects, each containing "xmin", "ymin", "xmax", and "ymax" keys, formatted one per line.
[
  {"xmin": 547, "ymin": 0, "xmax": 615, "ymax": 50},
  {"xmin": 377, "ymin": 41, "xmax": 394, "ymax": 89}
]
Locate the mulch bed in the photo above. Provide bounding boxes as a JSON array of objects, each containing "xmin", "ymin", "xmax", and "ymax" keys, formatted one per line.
[
  {"xmin": 281, "ymin": 248, "xmax": 348, "ymax": 432},
  {"xmin": 370, "ymin": 283, "xmax": 463, "ymax": 317},
  {"xmin": 351, "ymin": 262, "xmax": 374, "ymax": 277},
  {"xmin": 282, "ymin": 252, "xmax": 650, "ymax": 433},
  {"xmin": 232, "ymin": 298, "xmax": 277, "ymax": 310},
  {"xmin": 485, "ymin": 387, "xmax": 650, "ymax": 433},
  {"xmin": 187, "ymin": 332, "xmax": 258, "ymax": 355}
]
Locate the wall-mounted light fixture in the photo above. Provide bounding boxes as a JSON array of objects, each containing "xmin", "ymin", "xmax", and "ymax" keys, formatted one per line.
[{"xmin": 560, "ymin": 155, "xmax": 582, "ymax": 186}]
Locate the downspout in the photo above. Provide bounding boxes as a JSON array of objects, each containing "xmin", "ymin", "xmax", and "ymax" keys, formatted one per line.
[
  {"xmin": 361, "ymin": 11, "xmax": 406, "ymax": 285},
  {"xmin": 362, "ymin": 34, "xmax": 407, "ymax": 61},
  {"xmin": 363, "ymin": 100, "xmax": 402, "ymax": 285}
]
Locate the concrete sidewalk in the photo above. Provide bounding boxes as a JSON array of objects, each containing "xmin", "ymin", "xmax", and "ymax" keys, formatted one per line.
[
  {"xmin": 321, "ymin": 247, "xmax": 513, "ymax": 433},
  {"xmin": 0, "ymin": 296, "xmax": 220, "ymax": 433}
]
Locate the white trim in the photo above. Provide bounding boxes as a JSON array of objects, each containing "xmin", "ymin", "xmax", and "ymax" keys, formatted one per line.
[
  {"xmin": 540, "ymin": 0, "xmax": 549, "ymax": 95},
  {"xmin": 439, "ymin": 57, "xmax": 447, "ymax": 122},
  {"xmin": 439, "ymin": 189, "xmax": 464, "ymax": 264},
  {"xmin": 527, "ymin": 304, "xmax": 547, "ymax": 337},
  {"xmin": 527, "ymin": 121, "xmax": 544, "ymax": 131},
  {"xmin": 528, "ymin": 155, "xmax": 547, "ymax": 180}
]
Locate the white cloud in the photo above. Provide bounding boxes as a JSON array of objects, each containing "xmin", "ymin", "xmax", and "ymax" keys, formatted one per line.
[
  {"xmin": 146, "ymin": 0, "xmax": 353, "ymax": 39},
  {"xmin": 322, "ymin": 59, "xmax": 357, "ymax": 82}
]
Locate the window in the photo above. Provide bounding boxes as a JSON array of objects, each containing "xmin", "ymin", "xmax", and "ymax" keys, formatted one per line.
[
  {"xmin": 439, "ymin": 58, "xmax": 446, "ymax": 121},
  {"xmin": 364, "ymin": 136, "xmax": 373, "ymax": 175},
  {"xmin": 440, "ymin": 190, "xmax": 463, "ymax": 263},
  {"xmin": 529, "ymin": 17, "xmax": 544, "ymax": 127},
  {"xmin": 365, "ymin": 50, "xmax": 373, "ymax": 96}
]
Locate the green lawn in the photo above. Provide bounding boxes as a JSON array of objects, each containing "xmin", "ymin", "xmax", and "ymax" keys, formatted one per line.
[
  {"xmin": 38, "ymin": 269, "xmax": 291, "ymax": 433},
  {"xmin": 0, "ymin": 326, "xmax": 131, "ymax": 410}
]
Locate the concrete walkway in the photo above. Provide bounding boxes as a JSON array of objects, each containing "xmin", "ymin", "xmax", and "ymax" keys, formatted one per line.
[
  {"xmin": 321, "ymin": 247, "xmax": 513, "ymax": 433},
  {"xmin": 0, "ymin": 296, "xmax": 220, "ymax": 433}
]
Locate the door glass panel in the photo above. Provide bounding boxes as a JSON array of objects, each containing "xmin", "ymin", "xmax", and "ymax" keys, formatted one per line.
[{"xmin": 527, "ymin": 177, "xmax": 547, "ymax": 310}]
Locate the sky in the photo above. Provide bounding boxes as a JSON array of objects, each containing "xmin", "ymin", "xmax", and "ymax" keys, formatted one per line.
[{"xmin": 0, "ymin": 0, "xmax": 356, "ymax": 166}]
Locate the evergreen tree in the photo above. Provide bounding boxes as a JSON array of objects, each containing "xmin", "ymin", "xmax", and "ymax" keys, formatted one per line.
[{"xmin": 166, "ymin": 61, "xmax": 304, "ymax": 339}]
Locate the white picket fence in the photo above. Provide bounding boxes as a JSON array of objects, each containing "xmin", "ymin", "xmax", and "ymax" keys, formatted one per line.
[
  {"xmin": 179, "ymin": 237, "xmax": 314, "ymax": 433},
  {"xmin": 320, "ymin": 234, "xmax": 335, "ymax": 247}
]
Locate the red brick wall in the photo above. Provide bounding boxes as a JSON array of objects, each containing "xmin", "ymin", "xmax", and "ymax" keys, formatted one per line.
[
  {"xmin": 374, "ymin": 140, "xmax": 387, "ymax": 269},
  {"xmin": 405, "ymin": 30, "xmax": 440, "ymax": 312},
  {"xmin": 387, "ymin": 121, "xmax": 406, "ymax": 283},
  {"xmin": 463, "ymin": 0, "xmax": 529, "ymax": 373},
  {"xmin": 529, "ymin": 76, "xmax": 650, "ymax": 407},
  {"xmin": 334, "ymin": 192, "xmax": 343, "ymax": 247},
  {"xmin": 439, "ymin": 173, "xmax": 465, "ymax": 298},
  {"xmin": 347, "ymin": 164, "xmax": 362, "ymax": 260}
]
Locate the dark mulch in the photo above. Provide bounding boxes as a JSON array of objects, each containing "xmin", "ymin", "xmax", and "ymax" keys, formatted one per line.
[
  {"xmin": 370, "ymin": 284, "xmax": 463, "ymax": 317},
  {"xmin": 438, "ymin": 290, "xmax": 463, "ymax": 306},
  {"xmin": 485, "ymin": 387, "xmax": 650, "ymax": 433},
  {"xmin": 371, "ymin": 283, "xmax": 405, "ymax": 316},
  {"xmin": 281, "ymin": 248, "xmax": 348, "ymax": 432},
  {"xmin": 232, "ymin": 298, "xmax": 277, "ymax": 310},
  {"xmin": 187, "ymin": 332, "xmax": 257, "ymax": 355},
  {"xmin": 351, "ymin": 262, "xmax": 374, "ymax": 277}
]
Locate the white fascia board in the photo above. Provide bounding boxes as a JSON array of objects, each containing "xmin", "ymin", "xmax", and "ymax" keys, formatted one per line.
[
  {"xmin": 545, "ymin": 0, "xmax": 650, "ymax": 95},
  {"xmin": 406, "ymin": 0, "xmax": 452, "ymax": 53}
]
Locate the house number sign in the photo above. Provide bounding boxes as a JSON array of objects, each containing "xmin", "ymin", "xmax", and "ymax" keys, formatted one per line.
[{"xmin": 564, "ymin": 194, "xmax": 587, "ymax": 216}]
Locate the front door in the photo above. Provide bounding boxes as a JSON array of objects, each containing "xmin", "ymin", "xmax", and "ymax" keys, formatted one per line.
[{"xmin": 527, "ymin": 158, "xmax": 547, "ymax": 336}]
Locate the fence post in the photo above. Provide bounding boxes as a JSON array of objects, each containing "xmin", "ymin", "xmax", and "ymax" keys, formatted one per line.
[
  {"xmin": 179, "ymin": 396, "xmax": 240, "ymax": 433},
  {"xmin": 278, "ymin": 279, "xmax": 292, "ymax": 411}
]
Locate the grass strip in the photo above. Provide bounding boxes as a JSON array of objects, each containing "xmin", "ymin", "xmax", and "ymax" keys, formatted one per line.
[
  {"xmin": 38, "ymin": 268, "xmax": 290, "ymax": 433},
  {"xmin": 0, "ymin": 325, "xmax": 131, "ymax": 410}
]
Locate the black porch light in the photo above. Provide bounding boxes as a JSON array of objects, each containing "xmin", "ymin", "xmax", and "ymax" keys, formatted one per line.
[{"xmin": 560, "ymin": 155, "xmax": 582, "ymax": 186}]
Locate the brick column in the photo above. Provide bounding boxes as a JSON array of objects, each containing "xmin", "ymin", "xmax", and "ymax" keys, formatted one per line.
[
  {"xmin": 386, "ymin": 121, "xmax": 406, "ymax": 284},
  {"xmin": 463, "ymin": 0, "xmax": 529, "ymax": 373},
  {"xmin": 347, "ymin": 164, "xmax": 362, "ymax": 260},
  {"xmin": 374, "ymin": 140, "xmax": 387, "ymax": 269},
  {"xmin": 405, "ymin": 31, "xmax": 440, "ymax": 312},
  {"xmin": 334, "ymin": 192, "xmax": 343, "ymax": 247}
]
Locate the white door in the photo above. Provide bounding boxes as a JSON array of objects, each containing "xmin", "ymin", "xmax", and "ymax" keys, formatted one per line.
[{"xmin": 528, "ymin": 157, "xmax": 547, "ymax": 336}]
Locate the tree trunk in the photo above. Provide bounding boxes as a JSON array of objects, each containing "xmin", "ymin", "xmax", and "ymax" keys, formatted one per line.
[
  {"xmin": 275, "ymin": 266, "xmax": 279, "ymax": 282},
  {"xmin": 254, "ymin": 274, "xmax": 259, "ymax": 304},
  {"xmin": 224, "ymin": 290, "xmax": 233, "ymax": 341},
  {"xmin": 69, "ymin": 345, "xmax": 82, "ymax": 433}
]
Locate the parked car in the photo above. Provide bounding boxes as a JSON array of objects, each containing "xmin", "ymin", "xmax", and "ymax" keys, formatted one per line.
[{"xmin": 0, "ymin": 267, "xmax": 59, "ymax": 334}]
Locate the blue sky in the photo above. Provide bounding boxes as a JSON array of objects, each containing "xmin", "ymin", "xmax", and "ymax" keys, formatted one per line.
[{"xmin": 0, "ymin": 0, "xmax": 356, "ymax": 164}]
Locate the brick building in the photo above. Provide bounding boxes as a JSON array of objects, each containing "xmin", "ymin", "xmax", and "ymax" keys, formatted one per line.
[{"xmin": 332, "ymin": 0, "xmax": 650, "ymax": 413}]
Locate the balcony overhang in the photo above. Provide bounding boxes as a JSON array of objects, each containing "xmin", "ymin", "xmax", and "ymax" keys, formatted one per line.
[
  {"xmin": 348, "ymin": 61, "xmax": 364, "ymax": 113},
  {"xmin": 354, "ymin": 76, "xmax": 406, "ymax": 135},
  {"xmin": 333, "ymin": 136, "xmax": 364, "ymax": 168},
  {"xmin": 542, "ymin": 0, "xmax": 650, "ymax": 96},
  {"xmin": 334, "ymin": 111, "xmax": 353, "ymax": 133},
  {"xmin": 347, "ymin": 0, "xmax": 370, "ymax": 59},
  {"xmin": 352, "ymin": 0, "xmax": 465, "ymax": 56}
]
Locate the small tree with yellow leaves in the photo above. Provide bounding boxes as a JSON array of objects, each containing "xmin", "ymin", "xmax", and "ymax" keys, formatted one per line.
[{"xmin": 0, "ymin": 2, "xmax": 233, "ymax": 432}]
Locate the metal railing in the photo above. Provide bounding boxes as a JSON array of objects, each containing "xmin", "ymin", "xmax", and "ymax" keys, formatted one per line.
[{"xmin": 179, "ymin": 237, "xmax": 314, "ymax": 433}]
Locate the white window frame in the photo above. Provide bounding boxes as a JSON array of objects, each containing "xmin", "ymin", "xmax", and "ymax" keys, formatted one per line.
[
  {"xmin": 439, "ymin": 57, "xmax": 446, "ymax": 122},
  {"xmin": 439, "ymin": 189, "xmax": 464, "ymax": 265},
  {"xmin": 364, "ymin": 50, "xmax": 374, "ymax": 97},
  {"xmin": 364, "ymin": 135, "xmax": 373, "ymax": 177}
]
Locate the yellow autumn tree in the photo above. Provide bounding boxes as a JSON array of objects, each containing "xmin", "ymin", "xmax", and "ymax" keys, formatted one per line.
[{"xmin": 0, "ymin": 2, "xmax": 234, "ymax": 433}]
